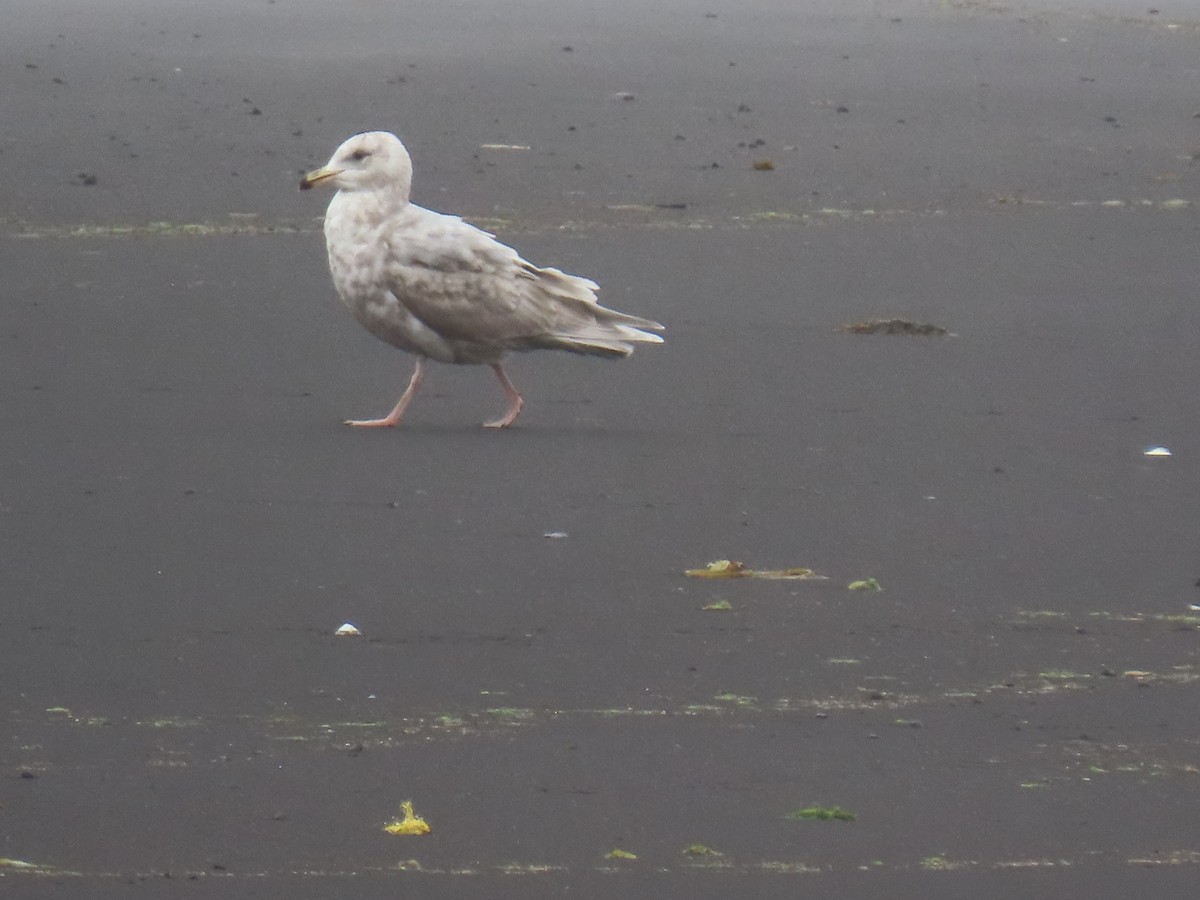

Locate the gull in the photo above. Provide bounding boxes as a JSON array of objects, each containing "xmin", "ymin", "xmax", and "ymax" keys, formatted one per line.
[{"xmin": 300, "ymin": 131, "xmax": 664, "ymax": 428}]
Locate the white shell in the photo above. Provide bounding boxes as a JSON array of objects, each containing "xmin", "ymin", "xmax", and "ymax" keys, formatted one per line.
[{"xmin": 334, "ymin": 622, "xmax": 362, "ymax": 636}]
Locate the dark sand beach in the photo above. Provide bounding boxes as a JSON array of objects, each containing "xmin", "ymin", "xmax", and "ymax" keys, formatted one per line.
[{"xmin": 3, "ymin": 1, "xmax": 1199, "ymax": 896}]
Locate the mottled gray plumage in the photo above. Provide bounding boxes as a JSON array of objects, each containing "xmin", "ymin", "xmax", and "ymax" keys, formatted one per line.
[{"xmin": 300, "ymin": 131, "xmax": 664, "ymax": 428}]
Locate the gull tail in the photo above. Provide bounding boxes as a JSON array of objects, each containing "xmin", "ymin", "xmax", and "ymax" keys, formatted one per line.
[
  {"xmin": 520, "ymin": 262, "xmax": 665, "ymax": 357},
  {"xmin": 546, "ymin": 311, "xmax": 665, "ymax": 359}
]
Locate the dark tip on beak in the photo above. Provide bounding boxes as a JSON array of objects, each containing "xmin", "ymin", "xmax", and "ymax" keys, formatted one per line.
[{"xmin": 299, "ymin": 178, "xmax": 313, "ymax": 191}]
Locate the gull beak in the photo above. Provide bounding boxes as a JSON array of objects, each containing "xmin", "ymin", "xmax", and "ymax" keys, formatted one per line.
[{"xmin": 300, "ymin": 165, "xmax": 342, "ymax": 191}]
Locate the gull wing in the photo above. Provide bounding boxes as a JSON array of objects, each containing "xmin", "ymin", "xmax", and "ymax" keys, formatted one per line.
[{"xmin": 383, "ymin": 208, "xmax": 663, "ymax": 356}]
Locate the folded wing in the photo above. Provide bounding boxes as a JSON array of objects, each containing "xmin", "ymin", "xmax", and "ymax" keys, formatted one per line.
[{"xmin": 383, "ymin": 210, "xmax": 664, "ymax": 360}]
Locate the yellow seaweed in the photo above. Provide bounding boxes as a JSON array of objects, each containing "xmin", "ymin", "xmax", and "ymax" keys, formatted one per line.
[
  {"xmin": 686, "ymin": 559, "xmax": 751, "ymax": 578},
  {"xmin": 383, "ymin": 800, "xmax": 431, "ymax": 836},
  {"xmin": 848, "ymin": 578, "xmax": 882, "ymax": 592},
  {"xmin": 759, "ymin": 567, "xmax": 821, "ymax": 580},
  {"xmin": 685, "ymin": 559, "xmax": 824, "ymax": 580}
]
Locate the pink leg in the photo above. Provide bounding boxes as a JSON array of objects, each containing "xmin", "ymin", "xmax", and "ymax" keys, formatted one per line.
[
  {"xmin": 345, "ymin": 358, "xmax": 426, "ymax": 427},
  {"xmin": 483, "ymin": 363, "xmax": 524, "ymax": 428}
]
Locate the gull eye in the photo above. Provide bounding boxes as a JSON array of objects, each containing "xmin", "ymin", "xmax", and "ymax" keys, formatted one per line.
[{"xmin": 350, "ymin": 149, "xmax": 371, "ymax": 161}]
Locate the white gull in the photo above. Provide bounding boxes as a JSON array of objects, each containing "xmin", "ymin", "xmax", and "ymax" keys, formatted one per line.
[{"xmin": 300, "ymin": 131, "xmax": 664, "ymax": 428}]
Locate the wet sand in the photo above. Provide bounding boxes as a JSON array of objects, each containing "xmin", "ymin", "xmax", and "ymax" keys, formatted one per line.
[{"xmin": 3, "ymin": 1, "xmax": 1200, "ymax": 896}]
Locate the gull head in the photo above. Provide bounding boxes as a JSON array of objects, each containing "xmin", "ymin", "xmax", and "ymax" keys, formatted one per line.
[{"xmin": 300, "ymin": 131, "xmax": 413, "ymax": 199}]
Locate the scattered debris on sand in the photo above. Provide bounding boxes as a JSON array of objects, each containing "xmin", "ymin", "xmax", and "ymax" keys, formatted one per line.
[
  {"xmin": 841, "ymin": 318, "xmax": 950, "ymax": 336},
  {"xmin": 785, "ymin": 805, "xmax": 856, "ymax": 822},
  {"xmin": 848, "ymin": 577, "xmax": 883, "ymax": 592},
  {"xmin": 383, "ymin": 800, "xmax": 431, "ymax": 835},
  {"xmin": 685, "ymin": 559, "xmax": 825, "ymax": 580}
]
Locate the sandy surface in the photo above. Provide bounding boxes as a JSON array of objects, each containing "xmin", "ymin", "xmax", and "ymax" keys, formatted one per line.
[{"xmin": 3, "ymin": 1, "xmax": 1200, "ymax": 896}]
